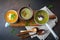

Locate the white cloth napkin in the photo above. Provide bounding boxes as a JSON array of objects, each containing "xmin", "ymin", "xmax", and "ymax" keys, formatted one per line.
[{"xmin": 25, "ymin": 6, "xmax": 58, "ymax": 40}]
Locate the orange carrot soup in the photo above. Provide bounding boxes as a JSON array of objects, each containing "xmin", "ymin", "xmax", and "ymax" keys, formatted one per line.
[{"xmin": 5, "ymin": 10, "xmax": 18, "ymax": 23}]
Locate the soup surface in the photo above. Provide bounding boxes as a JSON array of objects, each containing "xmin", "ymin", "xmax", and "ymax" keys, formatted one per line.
[
  {"xmin": 5, "ymin": 10, "xmax": 18, "ymax": 23},
  {"xmin": 21, "ymin": 8, "xmax": 33, "ymax": 20},
  {"xmin": 34, "ymin": 10, "xmax": 49, "ymax": 24}
]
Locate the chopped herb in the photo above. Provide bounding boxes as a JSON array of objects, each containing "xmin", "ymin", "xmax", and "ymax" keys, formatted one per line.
[
  {"xmin": 11, "ymin": 29, "xmax": 16, "ymax": 34},
  {"xmin": 11, "ymin": 14, "xmax": 16, "ymax": 20},
  {"xmin": 32, "ymin": 21, "xmax": 35, "ymax": 24},
  {"xmin": 25, "ymin": 21, "xmax": 30, "ymax": 26},
  {"xmin": 48, "ymin": 4, "xmax": 54, "ymax": 9}
]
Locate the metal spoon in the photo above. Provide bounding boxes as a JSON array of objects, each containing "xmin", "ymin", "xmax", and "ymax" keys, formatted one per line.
[{"xmin": 37, "ymin": 13, "xmax": 59, "ymax": 40}]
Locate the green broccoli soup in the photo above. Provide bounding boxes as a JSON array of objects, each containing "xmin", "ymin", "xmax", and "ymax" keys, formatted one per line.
[{"xmin": 34, "ymin": 10, "xmax": 49, "ymax": 24}]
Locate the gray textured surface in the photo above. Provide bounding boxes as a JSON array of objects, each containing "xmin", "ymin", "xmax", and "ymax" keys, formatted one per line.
[{"xmin": 0, "ymin": 0, "xmax": 60, "ymax": 40}]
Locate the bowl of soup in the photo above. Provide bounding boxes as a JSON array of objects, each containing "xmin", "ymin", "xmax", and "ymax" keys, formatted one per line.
[
  {"xmin": 4, "ymin": 10, "xmax": 18, "ymax": 23},
  {"xmin": 19, "ymin": 7, "xmax": 33, "ymax": 20},
  {"xmin": 34, "ymin": 10, "xmax": 49, "ymax": 25}
]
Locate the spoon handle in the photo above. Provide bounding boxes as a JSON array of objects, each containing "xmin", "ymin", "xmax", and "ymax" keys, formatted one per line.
[
  {"xmin": 20, "ymin": 30, "xmax": 33, "ymax": 33},
  {"xmin": 21, "ymin": 34, "xmax": 35, "ymax": 39},
  {"xmin": 46, "ymin": 23, "xmax": 59, "ymax": 40}
]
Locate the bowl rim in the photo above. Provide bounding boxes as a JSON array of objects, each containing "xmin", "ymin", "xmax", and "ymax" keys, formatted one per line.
[
  {"xmin": 34, "ymin": 10, "xmax": 49, "ymax": 25},
  {"xmin": 18, "ymin": 7, "xmax": 33, "ymax": 20},
  {"xmin": 4, "ymin": 10, "xmax": 18, "ymax": 23}
]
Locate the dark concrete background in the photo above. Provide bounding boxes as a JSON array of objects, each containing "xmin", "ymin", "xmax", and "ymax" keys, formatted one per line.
[{"xmin": 0, "ymin": 0, "xmax": 60, "ymax": 40}]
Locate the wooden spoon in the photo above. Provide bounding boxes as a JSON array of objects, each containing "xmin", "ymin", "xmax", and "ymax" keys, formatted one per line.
[
  {"xmin": 16, "ymin": 28, "xmax": 37, "ymax": 36},
  {"xmin": 17, "ymin": 28, "xmax": 47, "ymax": 39},
  {"xmin": 20, "ymin": 29, "xmax": 46, "ymax": 39}
]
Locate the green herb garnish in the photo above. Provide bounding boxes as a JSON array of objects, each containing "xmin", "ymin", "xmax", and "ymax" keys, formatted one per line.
[
  {"xmin": 32, "ymin": 21, "xmax": 35, "ymax": 24},
  {"xmin": 25, "ymin": 21, "xmax": 30, "ymax": 26},
  {"xmin": 48, "ymin": 4, "xmax": 54, "ymax": 9},
  {"xmin": 11, "ymin": 14, "xmax": 16, "ymax": 20},
  {"xmin": 11, "ymin": 29, "xmax": 16, "ymax": 34}
]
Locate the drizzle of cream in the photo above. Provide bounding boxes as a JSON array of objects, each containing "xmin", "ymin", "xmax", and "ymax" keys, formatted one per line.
[{"xmin": 38, "ymin": 17, "xmax": 43, "ymax": 21}]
